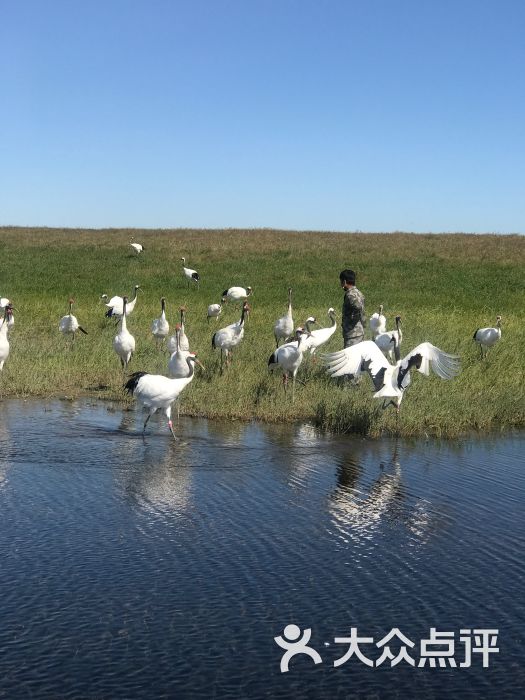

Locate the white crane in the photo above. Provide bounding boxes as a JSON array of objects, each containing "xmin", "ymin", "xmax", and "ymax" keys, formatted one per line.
[
  {"xmin": 268, "ymin": 327, "xmax": 311, "ymax": 402},
  {"xmin": 473, "ymin": 316, "xmax": 502, "ymax": 358},
  {"xmin": 273, "ymin": 288, "xmax": 294, "ymax": 347},
  {"xmin": 168, "ymin": 324, "xmax": 193, "ymax": 422},
  {"xmin": 322, "ymin": 340, "xmax": 460, "ymax": 413},
  {"xmin": 181, "ymin": 257, "xmax": 200, "ymax": 288},
  {"xmin": 207, "ymin": 303, "xmax": 222, "ymax": 323},
  {"xmin": 129, "ymin": 236, "xmax": 145, "ymax": 255},
  {"xmin": 0, "ymin": 304, "xmax": 14, "ymax": 370},
  {"xmin": 102, "ymin": 285, "xmax": 141, "ymax": 318},
  {"xmin": 222, "ymin": 286, "xmax": 252, "ymax": 304},
  {"xmin": 113, "ymin": 296, "xmax": 136, "ymax": 370},
  {"xmin": 124, "ymin": 353, "xmax": 204, "ymax": 439},
  {"xmin": 151, "ymin": 297, "xmax": 169, "ymax": 348},
  {"xmin": 374, "ymin": 315, "xmax": 402, "ymax": 361},
  {"xmin": 59, "ymin": 299, "xmax": 88, "ymax": 342},
  {"xmin": 369, "ymin": 304, "xmax": 387, "ymax": 336},
  {"xmin": 168, "ymin": 325, "xmax": 191, "ymax": 378},
  {"xmin": 167, "ymin": 307, "xmax": 190, "ymax": 353},
  {"xmin": 302, "ymin": 307, "xmax": 337, "ymax": 354},
  {"xmin": 0, "ymin": 298, "xmax": 14, "ymax": 328},
  {"xmin": 212, "ymin": 301, "xmax": 250, "ymax": 372}
]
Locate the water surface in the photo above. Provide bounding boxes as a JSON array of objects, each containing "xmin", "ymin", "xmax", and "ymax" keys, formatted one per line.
[{"xmin": 0, "ymin": 400, "xmax": 523, "ymax": 699}]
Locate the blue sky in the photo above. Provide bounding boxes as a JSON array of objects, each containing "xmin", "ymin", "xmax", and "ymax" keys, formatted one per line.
[{"xmin": 1, "ymin": 0, "xmax": 524, "ymax": 232}]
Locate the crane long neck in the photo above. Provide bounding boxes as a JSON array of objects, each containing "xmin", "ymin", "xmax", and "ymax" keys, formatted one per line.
[
  {"xmin": 392, "ymin": 333, "xmax": 401, "ymax": 362},
  {"xmin": 396, "ymin": 318, "xmax": 402, "ymax": 340},
  {"xmin": 121, "ymin": 301, "xmax": 128, "ymax": 330},
  {"xmin": 297, "ymin": 333, "xmax": 307, "ymax": 351}
]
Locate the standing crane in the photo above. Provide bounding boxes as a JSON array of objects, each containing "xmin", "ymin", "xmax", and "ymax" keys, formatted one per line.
[
  {"xmin": 0, "ymin": 304, "xmax": 14, "ymax": 370},
  {"xmin": 273, "ymin": 288, "xmax": 294, "ymax": 347},
  {"xmin": 473, "ymin": 316, "xmax": 502, "ymax": 358},
  {"xmin": 212, "ymin": 301, "xmax": 250, "ymax": 372},
  {"xmin": 268, "ymin": 327, "xmax": 312, "ymax": 402},
  {"xmin": 113, "ymin": 297, "xmax": 136, "ymax": 370},
  {"xmin": 130, "ymin": 237, "xmax": 145, "ymax": 255},
  {"xmin": 59, "ymin": 299, "xmax": 88, "ymax": 343},
  {"xmin": 151, "ymin": 297, "xmax": 169, "ymax": 348},
  {"xmin": 124, "ymin": 353, "xmax": 204, "ymax": 439},
  {"xmin": 181, "ymin": 258, "xmax": 200, "ymax": 288}
]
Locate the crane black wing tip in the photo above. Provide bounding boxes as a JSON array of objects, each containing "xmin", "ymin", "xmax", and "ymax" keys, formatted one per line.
[
  {"xmin": 192, "ymin": 272, "xmax": 200, "ymax": 281},
  {"xmin": 473, "ymin": 329, "xmax": 480, "ymax": 340},
  {"xmin": 211, "ymin": 332, "xmax": 217, "ymax": 349},
  {"xmin": 78, "ymin": 326, "xmax": 88, "ymax": 335},
  {"xmin": 123, "ymin": 371, "xmax": 147, "ymax": 395},
  {"xmin": 105, "ymin": 309, "xmax": 113, "ymax": 318}
]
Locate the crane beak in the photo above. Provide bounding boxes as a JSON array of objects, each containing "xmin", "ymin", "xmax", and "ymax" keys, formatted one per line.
[{"xmin": 195, "ymin": 359, "xmax": 206, "ymax": 371}]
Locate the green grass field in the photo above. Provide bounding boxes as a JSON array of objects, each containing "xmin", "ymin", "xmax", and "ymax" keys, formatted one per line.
[{"xmin": 0, "ymin": 227, "xmax": 523, "ymax": 437}]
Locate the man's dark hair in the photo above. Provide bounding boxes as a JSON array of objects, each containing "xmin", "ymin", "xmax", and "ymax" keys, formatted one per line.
[{"xmin": 339, "ymin": 269, "xmax": 356, "ymax": 285}]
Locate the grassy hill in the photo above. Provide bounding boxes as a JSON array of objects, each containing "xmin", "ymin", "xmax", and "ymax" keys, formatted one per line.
[{"xmin": 0, "ymin": 227, "xmax": 523, "ymax": 436}]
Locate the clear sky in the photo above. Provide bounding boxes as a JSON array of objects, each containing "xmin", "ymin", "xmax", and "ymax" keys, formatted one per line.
[{"xmin": 1, "ymin": 0, "xmax": 524, "ymax": 233}]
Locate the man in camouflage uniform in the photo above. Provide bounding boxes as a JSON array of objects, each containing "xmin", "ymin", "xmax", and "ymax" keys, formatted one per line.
[{"xmin": 339, "ymin": 269, "xmax": 365, "ymax": 348}]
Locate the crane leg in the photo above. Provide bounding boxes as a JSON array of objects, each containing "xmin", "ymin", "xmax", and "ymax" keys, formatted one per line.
[
  {"xmin": 292, "ymin": 375, "xmax": 296, "ymax": 403},
  {"xmin": 168, "ymin": 419, "xmax": 179, "ymax": 441},
  {"xmin": 143, "ymin": 412, "xmax": 153, "ymax": 434}
]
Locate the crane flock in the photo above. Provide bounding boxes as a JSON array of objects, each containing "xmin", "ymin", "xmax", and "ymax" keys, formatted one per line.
[{"xmin": 0, "ymin": 241, "xmax": 505, "ymax": 439}]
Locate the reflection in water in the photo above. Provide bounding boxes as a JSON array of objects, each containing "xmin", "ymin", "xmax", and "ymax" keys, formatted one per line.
[
  {"xmin": 0, "ymin": 400, "xmax": 522, "ymax": 700},
  {"xmin": 0, "ymin": 413, "xmax": 11, "ymax": 488},
  {"xmin": 117, "ymin": 439, "xmax": 195, "ymax": 519},
  {"xmin": 328, "ymin": 441, "xmax": 433, "ymax": 547}
]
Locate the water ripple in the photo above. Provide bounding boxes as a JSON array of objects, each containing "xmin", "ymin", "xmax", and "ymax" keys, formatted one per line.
[{"xmin": 0, "ymin": 400, "xmax": 522, "ymax": 698}]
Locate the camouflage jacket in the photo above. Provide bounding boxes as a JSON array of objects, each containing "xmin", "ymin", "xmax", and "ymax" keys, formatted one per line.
[{"xmin": 342, "ymin": 286, "xmax": 366, "ymax": 339}]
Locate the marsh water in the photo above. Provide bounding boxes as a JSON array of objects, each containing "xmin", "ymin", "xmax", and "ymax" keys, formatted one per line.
[{"xmin": 0, "ymin": 399, "xmax": 522, "ymax": 699}]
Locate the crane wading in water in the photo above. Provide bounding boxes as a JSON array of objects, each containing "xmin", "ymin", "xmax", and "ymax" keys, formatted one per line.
[{"xmin": 124, "ymin": 353, "xmax": 204, "ymax": 439}]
